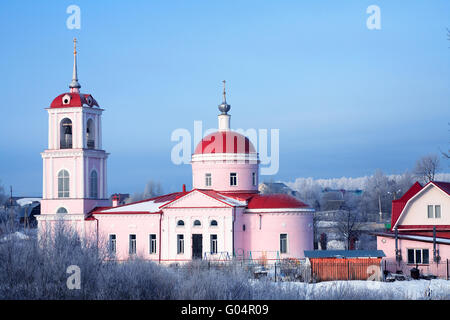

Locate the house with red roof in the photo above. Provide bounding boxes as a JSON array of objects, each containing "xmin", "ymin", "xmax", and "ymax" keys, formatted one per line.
[
  {"xmin": 376, "ymin": 181, "xmax": 450, "ymax": 278},
  {"xmin": 37, "ymin": 42, "xmax": 314, "ymax": 263}
]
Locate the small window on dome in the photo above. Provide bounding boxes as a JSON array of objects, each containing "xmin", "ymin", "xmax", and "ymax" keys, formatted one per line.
[
  {"xmin": 210, "ymin": 220, "xmax": 218, "ymax": 227},
  {"xmin": 177, "ymin": 220, "xmax": 185, "ymax": 227},
  {"xmin": 62, "ymin": 94, "xmax": 71, "ymax": 105}
]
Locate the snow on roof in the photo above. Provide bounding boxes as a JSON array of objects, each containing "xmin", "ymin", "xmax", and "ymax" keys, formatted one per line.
[
  {"xmin": 16, "ymin": 198, "xmax": 41, "ymax": 207},
  {"xmin": 304, "ymin": 250, "xmax": 386, "ymax": 258},
  {"xmin": 376, "ymin": 232, "xmax": 450, "ymax": 245},
  {"xmin": 196, "ymin": 190, "xmax": 248, "ymax": 207}
]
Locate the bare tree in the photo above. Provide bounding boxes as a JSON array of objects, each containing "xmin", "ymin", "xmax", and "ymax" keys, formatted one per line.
[
  {"xmin": 441, "ymin": 123, "xmax": 449, "ymax": 162},
  {"xmin": 414, "ymin": 154, "xmax": 441, "ymax": 183},
  {"xmin": 334, "ymin": 205, "xmax": 362, "ymax": 250}
]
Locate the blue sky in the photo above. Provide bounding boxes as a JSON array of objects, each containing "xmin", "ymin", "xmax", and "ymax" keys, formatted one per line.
[{"xmin": 0, "ymin": 0, "xmax": 449, "ymax": 196}]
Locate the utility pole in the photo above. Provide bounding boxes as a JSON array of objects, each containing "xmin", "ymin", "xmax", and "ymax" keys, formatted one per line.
[{"xmin": 378, "ymin": 194, "xmax": 382, "ymax": 222}]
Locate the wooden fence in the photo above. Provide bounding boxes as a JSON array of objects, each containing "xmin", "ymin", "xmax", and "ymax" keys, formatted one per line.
[{"xmin": 309, "ymin": 258, "xmax": 383, "ymax": 282}]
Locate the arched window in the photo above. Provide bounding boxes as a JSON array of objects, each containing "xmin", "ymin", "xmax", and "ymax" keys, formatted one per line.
[
  {"xmin": 177, "ymin": 220, "xmax": 185, "ymax": 226},
  {"xmin": 58, "ymin": 170, "xmax": 70, "ymax": 198},
  {"xmin": 193, "ymin": 220, "xmax": 201, "ymax": 227},
  {"xmin": 60, "ymin": 118, "xmax": 73, "ymax": 149},
  {"xmin": 56, "ymin": 207, "xmax": 68, "ymax": 214},
  {"xmin": 86, "ymin": 118, "xmax": 95, "ymax": 149},
  {"xmin": 210, "ymin": 220, "xmax": 218, "ymax": 227},
  {"xmin": 90, "ymin": 170, "xmax": 98, "ymax": 198}
]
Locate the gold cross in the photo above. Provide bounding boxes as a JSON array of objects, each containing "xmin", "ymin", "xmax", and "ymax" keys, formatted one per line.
[
  {"xmin": 73, "ymin": 37, "xmax": 77, "ymax": 55},
  {"xmin": 222, "ymin": 80, "xmax": 226, "ymax": 101}
]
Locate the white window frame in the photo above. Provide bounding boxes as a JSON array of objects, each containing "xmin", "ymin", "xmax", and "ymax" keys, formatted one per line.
[
  {"xmin": 177, "ymin": 234, "xmax": 184, "ymax": 254},
  {"xmin": 210, "ymin": 234, "xmax": 218, "ymax": 254},
  {"xmin": 427, "ymin": 205, "xmax": 434, "ymax": 218},
  {"xmin": 280, "ymin": 233, "xmax": 288, "ymax": 254},
  {"xmin": 407, "ymin": 248, "xmax": 429, "ymax": 265},
  {"xmin": 109, "ymin": 234, "xmax": 116, "ymax": 255},
  {"xmin": 230, "ymin": 172, "xmax": 238, "ymax": 186},
  {"xmin": 58, "ymin": 169, "xmax": 70, "ymax": 198},
  {"xmin": 435, "ymin": 205, "xmax": 441, "ymax": 218},
  {"xmin": 129, "ymin": 234, "xmax": 137, "ymax": 255},
  {"xmin": 205, "ymin": 173, "xmax": 212, "ymax": 187},
  {"xmin": 89, "ymin": 170, "xmax": 98, "ymax": 198},
  {"xmin": 149, "ymin": 234, "xmax": 157, "ymax": 254}
]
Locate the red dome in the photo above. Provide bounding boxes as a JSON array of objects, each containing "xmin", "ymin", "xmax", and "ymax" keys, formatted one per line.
[
  {"xmin": 194, "ymin": 131, "xmax": 256, "ymax": 155},
  {"xmin": 50, "ymin": 93, "xmax": 99, "ymax": 108},
  {"xmin": 247, "ymin": 194, "xmax": 309, "ymax": 209}
]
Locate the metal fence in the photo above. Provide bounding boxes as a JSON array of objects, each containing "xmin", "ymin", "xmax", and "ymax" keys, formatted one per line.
[{"xmin": 381, "ymin": 259, "xmax": 450, "ymax": 280}]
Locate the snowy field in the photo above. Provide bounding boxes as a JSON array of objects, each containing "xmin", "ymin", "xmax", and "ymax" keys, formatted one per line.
[{"xmin": 266, "ymin": 279, "xmax": 450, "ymax": 300}]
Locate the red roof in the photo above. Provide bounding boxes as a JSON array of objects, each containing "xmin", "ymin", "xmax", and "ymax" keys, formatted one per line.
[
  {"xmin": 391, "ymin": 182, "xmax": 422, "ymax": 229},
  {"xmin": 391, "ymin": 181, "xmax": 450, "ymax": 230},
  {"xmin": 246, "ymin": 194, "xmax": 309, "ymax": 209},
  {"xmin": 433, "ymin": 181, "xmax": 450, "ymax": 195},
  {"xmin": 50, "ymin": 92, "xmax": 99, "ymax": 108},
  {"xmin": 194, "ymin": 131, "xmax": 256, "ymax": 155}
]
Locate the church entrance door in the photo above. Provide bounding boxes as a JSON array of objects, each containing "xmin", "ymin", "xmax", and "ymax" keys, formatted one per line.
[{"xmin": 192, "ymin": 234, "xmax": 203, "ymax": 259}]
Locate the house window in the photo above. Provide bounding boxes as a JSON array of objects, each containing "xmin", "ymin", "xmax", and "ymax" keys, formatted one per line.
[
  {"xmin": 193, "ymin": 220, "xmax": 201, "ymax": 227},
  {"xmin": 427, "ymin": 205, "xmax": 434, "ymax": 218},
  {"xmin": 129, "ymin": 234, "xmax": 136, "ymax": 255},
  {"xmin": 230, "ymin": 173, "xmax": 237, "ymax": 186},
  {"xmin": 149, "ymin": 234, "xmax": 157, "ymax": 254},
  {"xmin": 210, "ymin": 234, "xmax": 218, "ymax": 254},
  {"xmin": 177, "ymin": 220, "xmax": 185, "ymax": 227},
  {"xmin": 58, "ymin": 170, "xmax": 70, "ymax": 198},
  {"xmin": 428, "ymin": 205, "xmax": 442, "ymax": 219},
  {"xmin": 280, "ymin": 234, "xmax": 288, "ymax": 254},
  {"xmin": 89, "ymin": 170, "xmax": 98, "ymax": 198},
  {"xmin": 205, "ymin": 173, "xmax": 212, "ymax": 187},
  {"xmin": 109, "ymin": 234, "xmax": 116, "ymax": 255},
  {"xmin": 252, "ymin": 172, "xmax": 256, "ymax": 186},
  {"xmin": 407, "ymin": 249, "xmax": 429, "ymax": 264},
  {"xmin": 210, "ymin": 220, "xmax": 218, "ymax": 227},
  {"xmin": 177, "ymin": 234, "xmax": 184, "ymax": 254},
  {"xmin": 435, "ymin": 205, "xmax": 441, "ymax": 218}
]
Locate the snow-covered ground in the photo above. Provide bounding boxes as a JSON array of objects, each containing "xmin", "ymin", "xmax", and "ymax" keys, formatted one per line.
[{"xmin": 269, "ymin": 279, "xmax": 450, "ymax": 300}]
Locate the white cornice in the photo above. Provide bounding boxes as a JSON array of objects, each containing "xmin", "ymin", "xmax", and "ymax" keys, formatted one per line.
[
  {"xmin": 192, "ymin": 153, "xmax": 259, "ymax": 163},
  {"xmin": 42, "ymin": 149, "xmax": 109, "ymax": 159},
  {"xmin": 245, "ymin": 208, "xmax": 315, "ymax": 214}
]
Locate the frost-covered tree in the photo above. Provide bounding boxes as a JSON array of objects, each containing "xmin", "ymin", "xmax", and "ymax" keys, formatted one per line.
[
  {"xmin": 414, "ymin": 154, "xmax": 441, "ymax": 184},
  {"xmin": 126, "ymin": 180, "xmax": 164, "ymax": 203}
]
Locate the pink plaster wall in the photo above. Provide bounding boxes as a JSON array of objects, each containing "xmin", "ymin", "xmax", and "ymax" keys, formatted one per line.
[
  {"xmin": 377, "ymin": 236, "xmax": 450, "ymax": 278},
  {"xmin": 192, "ymin": 162, "xmax": 258, "ymax": 192}
]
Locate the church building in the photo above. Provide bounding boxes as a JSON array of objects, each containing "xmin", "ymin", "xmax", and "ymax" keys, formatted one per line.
[{"xmin": 37, "ymin": 40, "xmax": 314, "ymax": 263}]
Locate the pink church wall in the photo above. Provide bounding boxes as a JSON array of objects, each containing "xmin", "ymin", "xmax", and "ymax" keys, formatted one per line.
[
  {"xmin": 234, "ymin": 210, "xmax": 314, "ymax": 260},
  {"xmin": 95, "ymin": 214, "xmax": 162, "ymax": 261},
  {"xmin": 192, "ymin": 162, "xmax": 258, "ymax": 192},
  {"xmin": 377, "ymin": 236, "xmax": 450, "ymax": 278}
]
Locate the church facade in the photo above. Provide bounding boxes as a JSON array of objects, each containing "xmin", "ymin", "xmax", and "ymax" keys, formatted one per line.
[{"xmin": 37, "ymin": 40, "xmax": 314, "ymax": 263}]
